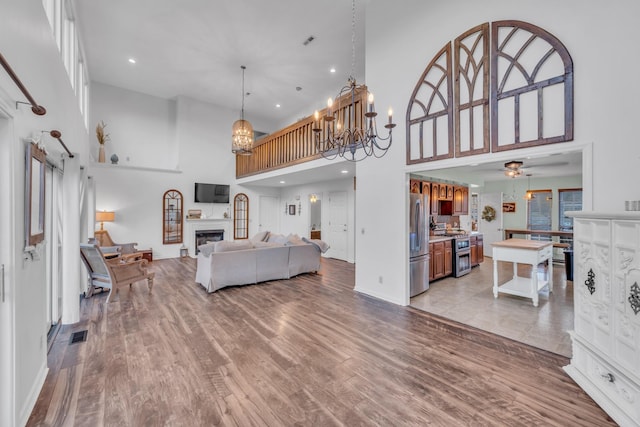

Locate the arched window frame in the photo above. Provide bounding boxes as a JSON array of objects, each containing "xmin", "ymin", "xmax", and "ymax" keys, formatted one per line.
[{"xmin": 406, "ymin": 20, "xmax": 574, "ymax": 164}]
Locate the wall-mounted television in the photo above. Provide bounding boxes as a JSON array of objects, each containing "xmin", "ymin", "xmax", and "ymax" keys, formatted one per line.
[{"xmin": 194, "ymin": 183, "xmax": 230, "ymax": 203}]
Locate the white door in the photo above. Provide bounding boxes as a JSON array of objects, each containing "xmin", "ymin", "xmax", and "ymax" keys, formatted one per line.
[
  {"xmin": 258, "ymin": 195, "xmax": 279, "ymax": 234},
  {"xmin": 0, "ymin": 115, "xmax": 15, "ymax": 427},
  {"xmin": 327, "ymin": 191, "xmax": 348, "ymax": 260},
  {"xmin": 479, "ymin": 192, "xmax": 504, "ymax": 257}
]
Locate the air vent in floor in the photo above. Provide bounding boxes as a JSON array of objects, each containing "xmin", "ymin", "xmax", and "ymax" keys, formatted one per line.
[{"xmin": 69, "ymin": 330, "xmax": 87, "ymax": 345}]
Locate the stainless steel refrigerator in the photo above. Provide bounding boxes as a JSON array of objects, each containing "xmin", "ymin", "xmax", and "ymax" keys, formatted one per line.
[{"xmin": 409, "ymin": 192, "xmax": 430, "ymax": 297}]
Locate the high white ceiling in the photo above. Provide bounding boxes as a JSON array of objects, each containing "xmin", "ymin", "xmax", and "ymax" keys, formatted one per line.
[
  {"xmin": 73, "ymin": 0, "xmax": 366, "ymax": 127},
  {"xmin": 72, "ymin": 1, "xmax": 582, "ymax": 187}
]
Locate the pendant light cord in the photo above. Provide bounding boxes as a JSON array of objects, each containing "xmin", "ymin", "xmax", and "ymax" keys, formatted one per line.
[
  {"xmin": 240, "ymin": 65, "xmax": 246, "ymax": 121},
  {"xmin": 350, "ymin": 0, "xmax": 356, "ymax": 80}
]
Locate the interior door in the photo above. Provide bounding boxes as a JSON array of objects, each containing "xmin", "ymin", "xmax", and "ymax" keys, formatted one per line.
[
  {"xmin": 479, "ymin": 192, "xmax": 504, "ymax": 257},
  {"xmin": 258, "ymin": 195, "xmax": 279, "ymax": 234},
  {"xmin": 327, "ymin": 191, "xmax": 348, "ymax": 261}
]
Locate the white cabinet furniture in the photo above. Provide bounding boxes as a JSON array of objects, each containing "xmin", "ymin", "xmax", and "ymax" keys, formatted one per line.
[
  {"xmin": 564, "ymin": 212, "xmax": 640, "ymax": 427},
  {"xmin": 491, "ymin": 238, "xmax": 553, "ymax": 307}
]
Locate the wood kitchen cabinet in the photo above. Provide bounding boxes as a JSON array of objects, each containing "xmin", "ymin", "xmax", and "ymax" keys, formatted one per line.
[
  {"xmin": 430, "ymin": 239, "xmax": 453, "ymax": 281},
  {"xmin": 430, "ymin": 183, "xmax": 439, "ymax": 215},
  {"xmin": 453, "ymin": 186, "xmax": 469, "ymax": 215},
  {"xmin": 470, "ymin": 234, "xmax": 484, "ymax": 266},
  {"xmin": 444, "ymin": 239, "xmax": 453, "ymax": 276},
  {"xmin": 421, "ymin": 181, "xmax": 431, "ymax": 196},
  {"xmin": 439, "ymin": 184, "xmax": 453, "ymax": 200},
  {"xmin": 429, "ymin": 242, "xmax": 435, "ymax": 281},
  {"xmin": 410, "ymin": 179, "xmax": 422, "ymax": 193},
  {"xmin": 432, "ymin": 241, "xmax": 445, "ymax": 279}
]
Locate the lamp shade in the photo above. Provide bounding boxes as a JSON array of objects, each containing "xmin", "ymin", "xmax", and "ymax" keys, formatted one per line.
[{"xmin": 96, "ymin": 211, "xmax": 115, "ymax": 223}]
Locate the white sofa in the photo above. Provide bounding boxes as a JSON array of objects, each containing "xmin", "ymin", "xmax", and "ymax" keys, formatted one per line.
[{"xmin": 195, "ymin": 234, "xmax": 327, "ymax": 293}]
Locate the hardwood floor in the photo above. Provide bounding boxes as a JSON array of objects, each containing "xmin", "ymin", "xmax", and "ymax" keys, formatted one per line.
[{"xmin": 28, "ymin": 257, "xmax": 615, "ymax": 426}]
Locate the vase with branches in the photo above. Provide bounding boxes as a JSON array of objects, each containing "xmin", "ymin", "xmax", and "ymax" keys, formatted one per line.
[{"xmin": 96, "ymin": 121, "xmax": 110, "ymax": 163}]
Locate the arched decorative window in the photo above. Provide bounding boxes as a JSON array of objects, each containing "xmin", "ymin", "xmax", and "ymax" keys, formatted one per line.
[
  {"xmin": 491, "ymin": 20, "xmax": 573, "ymax": 151},
  {"xmin": 233, "ymin": 193, "xmax": 249, "ymax": 240},
  {"xmin": 406, "ymin": 44, "xmax": 453, "ymax": 164},
  {"xmin": 163, "ymin": 189, "xmax": 183, "ymax": 244},
  {"xmin": 455, "ymin": 23, "xmax": 490, "ymax": 157},
  {"xmin": 406, "ymin": 20, "xmax": 573, "ymax": 164}
]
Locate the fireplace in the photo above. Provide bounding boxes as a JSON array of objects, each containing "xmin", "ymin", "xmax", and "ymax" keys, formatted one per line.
[{"xmin": 195, "ymin": 229, "xmax": 224, "ymax": 254}]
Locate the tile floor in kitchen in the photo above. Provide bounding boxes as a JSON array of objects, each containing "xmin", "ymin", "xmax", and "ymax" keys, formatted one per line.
[{"xmin": 410, "ymin": 257, "xmax": 573, "ymax": 357}]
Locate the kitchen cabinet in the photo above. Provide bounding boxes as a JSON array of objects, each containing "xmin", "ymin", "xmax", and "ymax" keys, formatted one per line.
[
  {"xmin": 410, "ymin": 179, "xmax": 422, "ymax": 193},
  {"xmin": 446, "ymin": 185, "xmax": 454, "ymax": 200},
  {"xmin": 429, "ymin": 238, "xmax": 453, "ymax": 281},
  {"xmin": 429, "ymin": 242, "xmax": 435, "ymax": 281},
  {"xmin": 430, "ymin": 183, "xmax": 439, "ymax": 215},
  {"xmin": 453, "ymin": 186, "xmax": 469, "ymax": 215},
  {"xmin": 470, "ymin": 234, "xmax": 484, "ymax": 266},
  {"xmin": 439, "ymin": 184, "xmax": 453, "ymax": 201},
  {"xmin": 444, "ymin": 239, "xmax": 453, "ymax": 276},
  {"xmin": 432, "ymin": 241, "xmax": 445, "ymax": 279},
  {"xmin": 421, "ymin": 181, "xmax": 431, "ymax": 196}
]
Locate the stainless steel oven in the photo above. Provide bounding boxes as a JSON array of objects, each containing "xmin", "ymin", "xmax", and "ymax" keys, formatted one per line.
[{"xmin": 453, "ymin": 236, "xmax": 471, "ymax": 277}]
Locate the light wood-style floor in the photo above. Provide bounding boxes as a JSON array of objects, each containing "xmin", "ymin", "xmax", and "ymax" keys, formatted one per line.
[
  {"xmin": 411, "ymin": 257, "xmax": 573, "ymax": 357},
  {"xmin": 28, "ymin": 257, "xmax": 614, "ymax": 426}
]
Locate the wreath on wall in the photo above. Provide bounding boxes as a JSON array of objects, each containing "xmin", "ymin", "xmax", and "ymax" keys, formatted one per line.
[{"xmin": 481, "ymin": 205, "xmax": 496, "ymax": 222}]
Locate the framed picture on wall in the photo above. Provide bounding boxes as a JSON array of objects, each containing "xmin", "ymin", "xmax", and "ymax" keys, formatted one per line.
[
  {"xmin": 288, "ymin": 204, "xmax": 296, "ymax": 215},
  {"xmin": 502, "ymin": 202, "xmax": 516, "ymax": 213}
]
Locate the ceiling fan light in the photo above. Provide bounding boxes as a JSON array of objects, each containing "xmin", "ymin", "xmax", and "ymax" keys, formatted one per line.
[{"xmin": 504, "ymin": 160, "xmax": 523, "ymax": 170}]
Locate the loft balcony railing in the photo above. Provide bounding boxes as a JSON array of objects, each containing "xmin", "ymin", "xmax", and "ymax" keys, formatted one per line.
[{"xmin": 236, "ymin": 86, "xmax": 367, "ymax": 178}]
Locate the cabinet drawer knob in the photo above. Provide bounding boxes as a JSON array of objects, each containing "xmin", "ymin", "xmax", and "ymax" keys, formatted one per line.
[{"xmin": 601, "ymin": 373, "xmax": 615, "ymax": 383}]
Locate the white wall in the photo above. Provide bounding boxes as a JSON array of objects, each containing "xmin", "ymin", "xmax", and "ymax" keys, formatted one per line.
[
  {"xmin": 356, "ymin": 0, "xmax": 640, "ymax": 305},
  {"xmin": 0, "ymin": 2, "xmax": 90, "ymax": 425},
  {"xmin": 89, "ymin": 88, "xmax": 283, "ymax": 259},
  {"xmin": 482, "ymin": 175, "xmax": 582, "ymax": 230},
  {"xmin": 278, "ymin": 178, "xmax": 355, "ymax": 262}
]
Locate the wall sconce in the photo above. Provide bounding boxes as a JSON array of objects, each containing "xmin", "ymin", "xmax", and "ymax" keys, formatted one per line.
[
  {"xmin": 96, "ymin": 210, "xmax": 115, "ymax": 230},
  {"xmin": 309, "ymin": 194, "xmax": 318, "ymax": 203}
]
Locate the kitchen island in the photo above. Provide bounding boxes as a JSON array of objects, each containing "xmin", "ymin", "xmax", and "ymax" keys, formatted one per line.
[{"xmin": 491, "ymin": 238, "xmax": 553, "ymax": 307}]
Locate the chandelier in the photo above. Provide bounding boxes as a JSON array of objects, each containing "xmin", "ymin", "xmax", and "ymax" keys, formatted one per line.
[
  {"xmin": 504, "ymin": 160, "xmax": 523, "ymax": 178},
  {"xmin": 231, "ymin": 65, "xmax": 254, "ymax": 155},
  {"xmin": 312, "ymin": 0, "xmax": 395, "ymax": 162}
]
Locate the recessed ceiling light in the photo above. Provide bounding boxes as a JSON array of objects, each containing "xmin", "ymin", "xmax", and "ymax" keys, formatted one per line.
[
  {"xmin": 279, "ymin": 180, "xmax": 285, "ymax": 184},
  {"xmin": 330, "ymin": 67, "xmax": 336, "ymax": 73},
  {"xmin": 128, "ymin": 58, "xmax": 136, "ymax": 64},
  {"xmin": 341, "ymin": 170, "xmax": 348, "ymax": 174},
  {"xmin": 276, "ymin": 104, "xmax": 281, "ymax": 108}
]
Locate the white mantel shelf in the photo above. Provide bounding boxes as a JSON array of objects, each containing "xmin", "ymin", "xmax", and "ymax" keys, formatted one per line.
[
  {"xmin": 185, "ymin": 218, "xmax": 231, "ymax": 258},
  {"xmin": 89, "ymin": 162, "xmax": 182, "ymax": 174}
]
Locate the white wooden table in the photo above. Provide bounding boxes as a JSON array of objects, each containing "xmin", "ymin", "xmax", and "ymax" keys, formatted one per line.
[{"xmin": 491, "ymin": 238, "xmax": 553, "ymax": 307}]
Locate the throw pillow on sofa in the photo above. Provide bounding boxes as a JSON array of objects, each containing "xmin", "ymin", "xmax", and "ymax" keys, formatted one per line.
[
  {"xmin": 267, "ymin": 233, "xmax": 287, "ymax": 245},
  {"xmin": 285, "ymin": 233, "xmax": 305, "ymax": 246},
  {"xmin": 250, "ymin": 230, "xmax": 270, "ymax": 244}
]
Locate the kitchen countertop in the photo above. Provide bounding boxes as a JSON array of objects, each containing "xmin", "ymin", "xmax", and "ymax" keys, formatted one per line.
[{"xmin": 429, "ymin": 235, "xmax": 454, "ymax": 243}]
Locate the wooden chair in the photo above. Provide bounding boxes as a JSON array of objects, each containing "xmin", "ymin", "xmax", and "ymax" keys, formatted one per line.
[
  {"xmin": 80, "ymin": 243, "xmax": 154, "ymax": 303},
  {"xmin": 93, "ymin": 229, "xmax": 139, "ymax": 255},
  {"xmin": 92, "ymin": 229, "xmax": 144, "ymax": 261}
]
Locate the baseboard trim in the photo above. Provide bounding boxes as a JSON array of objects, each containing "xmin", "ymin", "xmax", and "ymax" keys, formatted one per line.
[{"xmin": 18, "ymin": 361, "xmax": 48, "ymax": 427}]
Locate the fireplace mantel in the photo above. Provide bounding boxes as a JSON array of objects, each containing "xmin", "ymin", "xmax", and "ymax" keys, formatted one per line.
[{"xmin": 185, "ymin": 218, "xmax": 231, "ymax": 258}]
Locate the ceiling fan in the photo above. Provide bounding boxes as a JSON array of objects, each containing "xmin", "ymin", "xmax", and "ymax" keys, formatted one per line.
[
  {"xmin": 504, "ymin": 160, "xmax": 524, "ymax": 178},
  {"xmin": 502, "ymin": 159, "xmax": 570, "ymax": 178}
]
